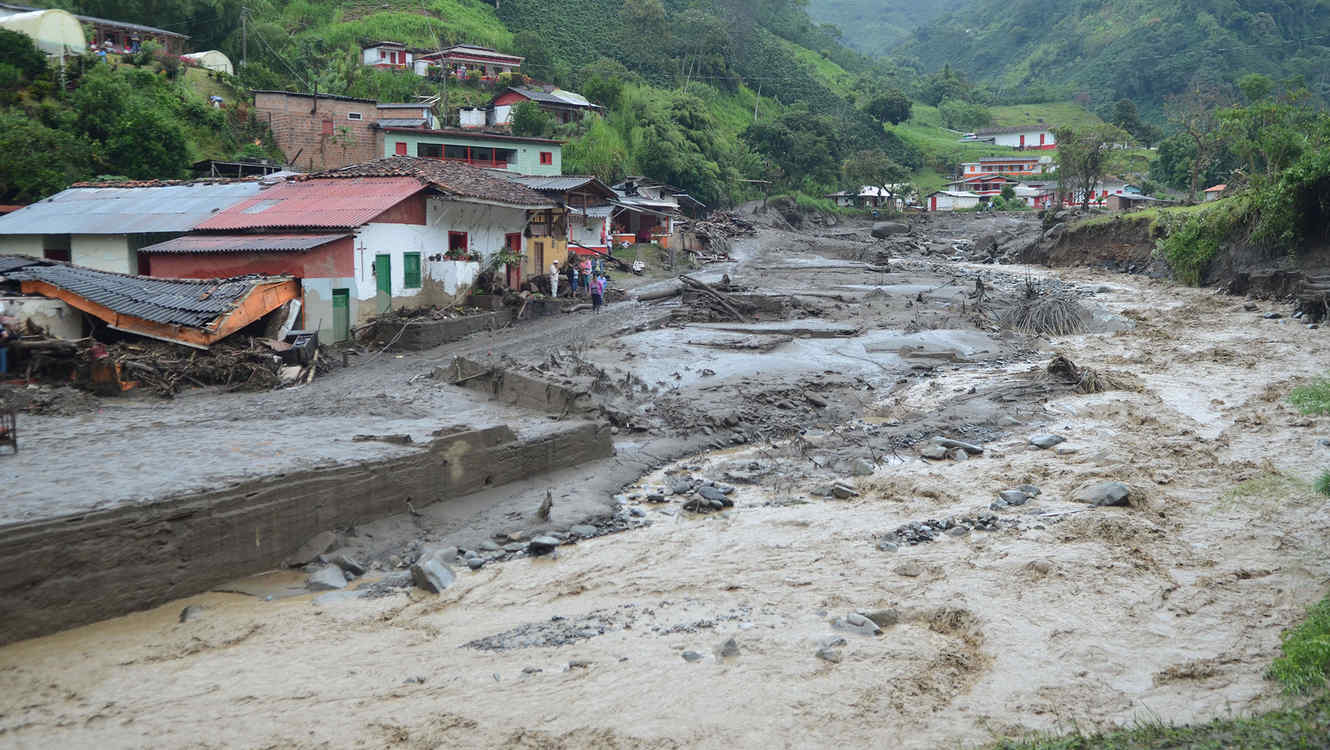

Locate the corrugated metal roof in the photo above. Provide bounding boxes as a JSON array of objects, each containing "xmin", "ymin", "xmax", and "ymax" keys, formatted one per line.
[
  {"xmin": 0, "ymin": 181, "xmax": 265, "ymax": 235},
  {"xmin": 4, "ymin": 263, "xmax": 281, "ymax": 328},
  {"xmin": 198, "ymin": 177, "xmax": 427, "ymax": 231},
  {"xmin": 138, "ymin": 233, "xmax": 350, "ymax": 254},
  {"xmin": 0, "ymin": 254, "xmax": 45, "ymax": 273},
  {"xmin": 503, "ymin": 174, "xmax": 604, "ymax": 191},
  {"xmin": 377, "ymin": 117, "xmax": 427, "ymax": 128},
  {"xmin": 508, "ymin": 86, "xmax": 599, "ymax": 109}
]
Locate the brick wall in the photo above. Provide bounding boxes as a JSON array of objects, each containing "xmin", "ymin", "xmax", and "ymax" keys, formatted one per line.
[{"xmin": 255, "ymin": 92, "xmax": 385, "ymax": 171}]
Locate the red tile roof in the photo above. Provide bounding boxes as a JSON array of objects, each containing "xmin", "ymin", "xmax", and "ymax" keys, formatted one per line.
[
  {"xmin": 197, "ymin": 177, "xmax": 427, "ymax": 231},
  {"xmin": 308, "ymin": 157, "xmax": 554, "ymax": 208}
]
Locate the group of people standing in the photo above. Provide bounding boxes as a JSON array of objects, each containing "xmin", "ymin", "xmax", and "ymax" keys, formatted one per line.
[{"xmin": 550, "ymin": 256, "xmax": 610, "ymax": 312}]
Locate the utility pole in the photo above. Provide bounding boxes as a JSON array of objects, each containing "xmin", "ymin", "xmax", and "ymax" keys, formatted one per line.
[
  {"xmin": 241, "ymin": 6, "xmax": 247, "ymax": 67},
  {"xmin": 753, "ymin": 81, "xmax": 761, "ymax": 123}
]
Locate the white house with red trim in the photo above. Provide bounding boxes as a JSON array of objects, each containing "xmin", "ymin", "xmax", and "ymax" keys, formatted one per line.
[
  {"xmin": 946, "ymin": 174, "xmax": 1019, "ymax": 196},
  {"xmin": 962, "ymin": 125, "xmax": 1056, "ymax": 150},
  {"xmin": 926, "ymin": 190, "xmax": 981, "ymax": 212},
  {"xmin": 361, "ymin": 41, "xmax": 413, "ymax": 70},
  {"xmin": 414, "ymin": 44, "xmax": 523, "ymax": 80},
  {"xmin": 959, "ymin": 155, "xmax": 1052, "ymax": 178}
]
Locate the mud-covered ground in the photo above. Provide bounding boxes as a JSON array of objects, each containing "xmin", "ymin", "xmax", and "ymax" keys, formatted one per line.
[{"xmin": 2, "ymin": 208, "xmax": 1328, "ymax": 748}]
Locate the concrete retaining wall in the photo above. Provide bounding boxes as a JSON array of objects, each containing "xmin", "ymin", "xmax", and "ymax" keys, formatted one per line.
[
  {"xmin": 0, "ymin": 421, "xmax": 613, "ymax": 645},
  {"xmin": 440, "ymin": 357, "xmax": 597, "ymax": 415},
  {"xmin": 384, "ymin": 310, "xmax": 513, "ymax": 351}
]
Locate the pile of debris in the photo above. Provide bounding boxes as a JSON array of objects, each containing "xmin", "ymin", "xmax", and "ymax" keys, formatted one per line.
[
  {"xmin": 680, "ymin": 211, "xmax": 753, "ymax": 261},
  {"xmin": 84, "ymin": 337, "xmax": 333, "ymax": 397},
  {"xmin": 675, "ymin": 274, "xmax": 756, "ymax": 322}
]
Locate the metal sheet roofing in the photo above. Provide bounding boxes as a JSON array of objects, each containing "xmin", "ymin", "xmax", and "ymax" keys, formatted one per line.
[
  {"xmin": 0, "ymin": 181, "xmax": 265, "ymax": 235},
  {"xmin": 377, "ymin": 117, "xmax": 428, "ymax": 128},
  {"xmin": 198, "ymin": 177, "xmax": 427, "ymax": 231},
  {"xmin": 507, "ymin": 86, "xmax": 600, "ymax": 109},
  {"xmin": 0, "ymin": 254, "xmax": 45, "ymax": 274},
  {"xmin": 138, "ymin": 233, "xmax": 350, "ymax": 254},
  {"xmin": 4, "ymin": 263, "xmax": 280, "ymax": 328},
  {"xmin": 502, "ymin": 174, "xmax": 613, "ymax": 194}
]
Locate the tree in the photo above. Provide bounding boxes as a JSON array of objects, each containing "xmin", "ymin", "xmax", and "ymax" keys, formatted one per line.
[
  {"xmin": 864, "ymin": 88, "xmax": 912, "ymax": 125},
  {"xmin": 918, "ymin": 65, "xmax": 973, "ymax": 107},
  {"xmin": 1165, "ymin": 83, "xmax": 1231, "ymax": 201},
  {"xmin": 514, "ymin": 31, "xmax": 558, "ymax": 83},
  {"xmin": 0, "ymin": 29, "xmax": 45, "ymax": 80},
  {"xmin": 0, "ymin": 109, "xmax": 94, "ymax": 202},
  {"xmin": 510, "ymin": 101, "xmax": 553, "ymax": 138},
  {"xmin": 937, "ymin": 98, "xmax": 992, "ymax": 130},
  {"xmin": 1053, "ymin": 123, "xmax": 1131, "ymax": 209},
  {"xmin": 1218, "ymin": 88, "xmax": 1319, "ymax": 179},
  {"xmin": 564, "ymin": 117, "xmax": 629, "ymax": 183},
  {"xmin": 842, "ymin": 149, "xmax": 909, "ymax": 209}
]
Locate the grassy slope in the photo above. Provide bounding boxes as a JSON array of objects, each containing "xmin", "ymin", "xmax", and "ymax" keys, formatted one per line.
[{"xmin": 307, "ymin": 0, "xmax": 512, "ymax": 50}]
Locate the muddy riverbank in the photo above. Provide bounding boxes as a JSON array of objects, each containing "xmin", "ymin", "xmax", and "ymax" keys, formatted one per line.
[{"xmin": 1, "ymin": 211, "xmax": 1327, "ymax": 748}]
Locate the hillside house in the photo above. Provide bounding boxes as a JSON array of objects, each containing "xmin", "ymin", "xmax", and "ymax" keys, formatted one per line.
[
  {"xmin": 609, "ymin": 177, "xmax": 706, "ymax": 246},
  {"xmin": 1106, "ymin": 192, "xmax": 1173, "ymax": 212},
  {"xmin": 414, "ymin": 44, "xmax": 523, "ymax": 80},
  {"xmin": 0, "ymin": 2, "xmax": 187, "ymax": 54},
  {"xmin": 962, "ymin": 125, "xmax": 1056, "ymax": 150},
  {"xmin": 0, "ymin": 179, "xmax": 266, "ymax": 275},
  {"xmin": 1013, "ymin": 185, "xmax": 1054, "ymax": 209},
  {"xmin": 823, "ymin": 186, "xmax": 906, "ymax": 209},
  {"xmin": 926, "ymin": 190, "xmax": 981, "ymax": 212},
  {"xmin": 138, "ymin": 157, "xmax": 553, "ymax": 343},
  {"xmin": 946, "ymin": 174, "xmax": 1019, "ymax": 196},
  {"xmin": 1204, "ymin": 184, "xmax": 1226, "ymax": 201},
  {"xmin": 382, "ymin": 126, "xmax": 562, "ymax": 175},
  {"xmin": 361, "ymin": 41, "xmax": 412, "ymax": 70},
  {"xmin": 489, "ymin": 86, "xmax": 601, "ymax": 125},
  {"xmin": 959, "ymin": 155, "xmax": 1052, "ymax": 178},
  {"xmin": 253, "ymin": 91, "xmax": 442, "ymax": 171},
  {"xmin": 502, "ymin": 175, "xmax": 617, "ymax": 279}
]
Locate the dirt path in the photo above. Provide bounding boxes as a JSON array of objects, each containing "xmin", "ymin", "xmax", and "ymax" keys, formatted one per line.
[{"xmin": 1, "ymin": 219, "xmax": 1328, "ymax": 748}]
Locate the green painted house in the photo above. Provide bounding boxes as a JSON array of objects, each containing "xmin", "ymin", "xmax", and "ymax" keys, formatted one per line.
[{"xmin": 380, "ymin": 127, "xmax": 562, "ymax": 176}]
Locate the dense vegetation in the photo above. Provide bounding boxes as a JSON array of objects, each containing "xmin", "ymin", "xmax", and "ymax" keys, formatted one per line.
[
  {"xmin": 804, "ymin": 0, "xmax": 967, "ymax": 53},
  {"xmin": 0, "ymin": 29, "xmax": 274, "ymax": 202},
  {"xmin": 892, "ymin": 0, "xmax": 1330, "ymax": 121}
]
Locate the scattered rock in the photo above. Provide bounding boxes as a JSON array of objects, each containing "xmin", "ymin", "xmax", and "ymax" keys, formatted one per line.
[
  {"xmin": 682, "ymin": 650, "xmax": 704, "ymax": 663},
  {"xmin": 861, "ymin": 609, "xmax": 899, "ymax": 629},
  {"xmin": 527, "ymin": 536, "xmax": 562, "ymax": 555},
  {"xmin": 670, "ymin": 478, "xmax": 695, "ymax": 495},
  {"xmin": 307, "ymin": 565, "xmax": 348, "ymax": 591},
  {"xmin": 815, "ymin": 647, "xmax": 843, "ymax": 663},
  {"xmin": 697, "ymin": 485, "xmax": 730, "ymax": 504},
  {"xmin": 286, "ymin": 531, "xmax": 337, "ymax": 567},
  {"xmin": 895, "ymin": 561, "xmax": 923, "ymax": 578},
  {"xmin": 847, "ymin": 458, "xmax": 876, "ymax": 477},
  {"xmin": 819, "ymin": 635, "xmax": 847, "ymax": 649},
  {"xmin": 646, "ymin": 493, "xmax": 667, "ymax": 503},
  {"xmin": 805, "ymin": 392, "xmax": 828, "ymax": 408},
  {"xmin": 178, "ymin": 605, "xmax": 204, "ymax": 623},
  {"xmin": 521, "ymin": 666, "xmax": 542, "ymax": 674},
  {"xmin": 1263, "ymin": 312, "xmax": 1283, "ymax": 319},
  {"xmin": 871, "ymin": 221, "xmax": 909, "ymax": 238},
  {"xmin": 919, "ymin": 442, "xmax": 949, "ymax": 460},
  {"xmin": 629, "ymin": 507, "xmax": 647, "ymax": 518},
  {"xmin": 832, "ymin": 612, "xmax": 883, "ymax": 636},
  {"xmin": 950, "ymin": 448, "xmax": 969, "ymax": 462},
  {"xmin": 410, "ymin": 559, "xmax": 455, "ymax": 593},
  {"xmin": 1055, "ymin": 445, "xmax": 1079, "ymax": 456},
  {"xmin": 327, "ymin": 553, "xmax": 367, "ymax": 577},
  {"xmin": 831, "ymin": 482, "xmax": 859, "ymax": 499},
  {"xmin": 1029, "ymin": 433, "xmax": 1066, "ymax": 449},
  {"xmin": 403, "ymin": 676, "xmax": 427, "ymax": 684},
  {"xmin": 479, "ymin": 540, "xmax": 501, "ymax": 552},
  {"xmin": 876, "ymin": 539, "xmax": 899, "ymax": 553},
  {"xmin": 946, "ymin": 525, "xmax": 970, "ymax": 537},
  {"xmin": 716, "ymin": 637, "xmax": 741, "ymax": 658},
  {"xmin": 568, "ymin": 659, "xmax": 592, "ymax": 669},
  {"xmin": 1072, "ymin": 481, "xmax": 1131, "ymax": 507},
  {"xmin": 569, "ymin": 524, "xmax": 598, "ymax": 538},
  {"xmin": 998, "ymin": 489, "xmax": 1031, "ymax": 506},
  {"xmin": 935, "ymin": 437, "xmax": 983, "ymax": 455}
]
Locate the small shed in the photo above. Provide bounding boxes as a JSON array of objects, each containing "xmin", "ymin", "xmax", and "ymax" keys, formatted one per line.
[
  {"xmin": 182, "ymin": 50, "xmax": 233, "ymax": 74},
  {"xmin": 926, "ymin": 190, "xmax": 980, "ymax": 212},
  {"xmin": 0, "ymin": 9, "xmax": 84, "ymax": 56},
  {"xmin": 1203, "ymin": 184, "xmax": 1226, "ymax": 202}
]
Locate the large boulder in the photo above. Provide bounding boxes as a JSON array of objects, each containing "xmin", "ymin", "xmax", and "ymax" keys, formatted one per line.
[
  {"xmin": 871, "ymin": 221, "xmax": 909, "ymax": 238},
  {"xmin": 410, "ymin": 559, "xmax": 456, "ymax": 593},
  {"xmin": 1072, "ymin": 481, "xmax": 1132, "ymax": 507}
]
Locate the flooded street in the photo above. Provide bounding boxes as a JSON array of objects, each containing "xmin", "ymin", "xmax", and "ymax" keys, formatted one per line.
[{"xmin": 1, "ymin": 214, "xmax": 1328, "ymax": 748}]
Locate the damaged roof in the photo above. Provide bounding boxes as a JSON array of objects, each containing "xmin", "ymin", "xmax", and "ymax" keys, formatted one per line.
[
  {"xmin": 138, "ymin": 233, "xmax": 351, "ymax": 254},
  {"xmin": 0, "ymin": 181, "xmax": 266, "ymax": 235},
  {"xmin": 313, "ymin": 157, "xmax": 554, "ymax": 208},
  {"xmin": 198, "ymin": 177, "xmax": 428, "ymax": 231},
  {"xmin": 503, "ymin": 86, "xmax": 600, "ymax": 109},
  {"xmin": 4, "ymin": 262, "xmax": 289, "ymax": 329}
]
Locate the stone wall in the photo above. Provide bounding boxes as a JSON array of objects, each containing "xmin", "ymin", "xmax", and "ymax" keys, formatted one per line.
[
  {"xmin": 440, "ymin": 357, "xmax": 596, "ymax": 415},
  {"xmin": 0, "ymin": 421, "xmax": 613, "ymax": 645},
  {"xmin": 383, "ymin": 310, "xmax": 513, "ymax": 351}
]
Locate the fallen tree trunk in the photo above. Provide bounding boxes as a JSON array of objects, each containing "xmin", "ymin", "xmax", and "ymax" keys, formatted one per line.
[{"xmin": 679, "ymin": 274, "xmax": 749, "ymax": 323}]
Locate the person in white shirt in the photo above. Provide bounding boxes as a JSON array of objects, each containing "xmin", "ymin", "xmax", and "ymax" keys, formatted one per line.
[{"xmin": 549, "ymin": 261, "xmax": 559, "ymax": 297}]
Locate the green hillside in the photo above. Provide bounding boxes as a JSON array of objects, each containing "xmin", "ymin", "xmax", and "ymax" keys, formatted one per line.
[
  {"xmin": 894, "ymin": 0, "xmax": 1330, "ymax": 117},
  {"xmin": 804, "ymin": 0, "xmax": 970, "ymax": 53}
]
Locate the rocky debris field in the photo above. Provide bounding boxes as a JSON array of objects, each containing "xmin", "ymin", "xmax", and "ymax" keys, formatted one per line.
[{"xmin": 2, "ymin": 210, "xmax": 1329, "ymax": 748}]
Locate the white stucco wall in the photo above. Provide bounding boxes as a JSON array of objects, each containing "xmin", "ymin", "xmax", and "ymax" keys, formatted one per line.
[
  {"xmin": 570, "ymin": 215, "xmax": 607, "ymax": 249},
  {"xmin": 71, "ymin": 235, "xmax": 132, "ymax": 274},
  {"xmin": 436, "ymin": 260, "xmax": 481, "ymax": 295},
  {"xmin": 349, "ymin": 197, "xmax": 527, "ymax": 303},
  {"xmin": 0, "ymin": 235, "xmax": 44, "ymax": 259},
  {"xmin": 490, "ymin": 104, "xmax": 512, "ymax": 126},
  {"xmin": 0, "ymin": 296, "xmax": 82, "ymax": 338},
  {"xmin": 459, "ymin": 108, "xmax": 486, "ymax": 128},
  {"xmin": 993, "ymin": 130, "xmax": 1055, "ymax": 148}
]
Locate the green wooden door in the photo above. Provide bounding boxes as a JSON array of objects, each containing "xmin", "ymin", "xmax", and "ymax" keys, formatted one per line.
[
  {"xmin": 375, "ymin": 254, "xmax": 391, "ymax": 313},
  {"xmin": 331, "ymin": 288, "xmax": 350, "ymax": 343}
]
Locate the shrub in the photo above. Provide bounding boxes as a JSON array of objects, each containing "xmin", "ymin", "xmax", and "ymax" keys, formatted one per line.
[
  {"xmin": 0, "ymin": 28, "xmax": 45, "ymax": 79},
  {"xmin": 1315, "ymin": 470, "xmax": 1330, "ymax": 497},
  {"xmin": 1268, "ymin": 594, "xmax": 1330, "ymax": 694},
  {"xmin": 1289, "ymin": 377, "xmax": 1330, "ymax": 415},
  {"xmin": 1155, "ymin": 197, "xmax": 1251, "ymax": 285}
]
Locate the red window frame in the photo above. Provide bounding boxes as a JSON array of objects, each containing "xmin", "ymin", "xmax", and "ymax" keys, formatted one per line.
[
  {"xmin": 449, "ymin": 231, "xmax": 468, "ymax": 254},
  {"xmin": 395, "ymin": 141, "xmax": 407, "ymax": 155},
  {"xmin": 539, "ymin": 151, "xmax": 553, "ymax": 165}
]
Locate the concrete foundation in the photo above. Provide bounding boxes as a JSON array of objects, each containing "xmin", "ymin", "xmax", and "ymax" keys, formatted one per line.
[
  {"xmin": 381, "ymin": 310, "xmax": 513, "ymax": 351},
  {"xmin": 0, "ymin": 420, "xmax": 613, "ymax": 645},
  {"xmin": 440, "ymin": 357, "xmax": 596, "ymax": 415}
]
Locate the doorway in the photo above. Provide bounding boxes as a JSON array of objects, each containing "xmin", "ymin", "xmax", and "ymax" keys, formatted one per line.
[
  {"xmin": 505, "ymin": 232, "xmax": 522, "ymax": 288},
  {"xmin": 374, "ymin": 254, "xmax": 391, "ymax": 313},
  {"xmin": 332, "ymin": 288, "xmax": 350, "ymax": 343}
]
